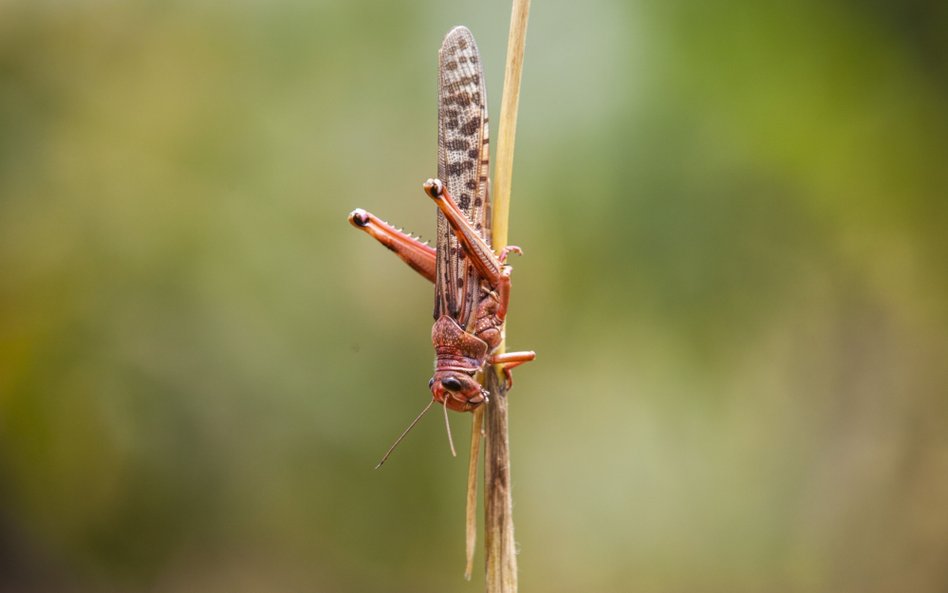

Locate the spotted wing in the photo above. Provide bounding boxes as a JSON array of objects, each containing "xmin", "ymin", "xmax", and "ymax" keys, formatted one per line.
[{"xmin": 434, "ymin": 26, "xmax": 490, "ymax": 328}]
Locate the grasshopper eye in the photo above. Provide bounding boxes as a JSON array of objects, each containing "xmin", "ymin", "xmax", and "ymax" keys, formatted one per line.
[
  {"xmin": 428, "ymin": 377, "xmax": 435, "ymax": 389},
  {"xmin": 442, "ymin": 377, "xmax": 463, "ymax": 391}
]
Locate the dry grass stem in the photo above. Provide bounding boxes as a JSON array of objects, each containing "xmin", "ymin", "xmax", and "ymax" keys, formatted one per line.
[{"xmin": 484, "ymin": 1, "xmax": 530, "ymax": 591}]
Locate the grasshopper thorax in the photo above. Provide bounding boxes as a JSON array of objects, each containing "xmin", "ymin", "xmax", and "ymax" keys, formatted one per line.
[{"xmin": 430, "ymin": 316, "xmax": 490, "ymax": 412}]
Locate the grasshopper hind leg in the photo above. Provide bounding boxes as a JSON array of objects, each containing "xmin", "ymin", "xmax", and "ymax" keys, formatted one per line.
[{"xmin": 348, "ymin": 208, "xmax": 437, "ymax": 283}]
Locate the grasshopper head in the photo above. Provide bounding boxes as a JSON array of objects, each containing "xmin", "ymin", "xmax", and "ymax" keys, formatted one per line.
[{"xmin": 428, "ymin": 372, "xmax": 488, "ymax": 412}]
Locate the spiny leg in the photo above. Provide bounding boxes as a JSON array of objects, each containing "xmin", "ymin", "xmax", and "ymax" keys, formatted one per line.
[
  {"xmin": 423, "ymin": 179, "xmax": 505, "ymax": 284},
  {"xmin": 423, "ymin": 179, "xmax": 514, "ymax": 319},
  {"xmin": 348, "ymin": 208, "xmax": 436, "ymax": 283}
]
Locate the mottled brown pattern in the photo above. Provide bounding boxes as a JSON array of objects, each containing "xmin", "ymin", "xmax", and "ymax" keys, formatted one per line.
[
  {"xmin": 435, "ymin": 26, "xmax": 490, "ymax": 327},
  {"xmin": 443, "ymin": 91, "xmax": 472, "ymax": 107},
  {"xmin": 446, "ymin": 161, "xmax": 475, "ymax": 176},
  {"xmin": 459, "ymin": 116, "xmax": 481, "ymax": 137}
]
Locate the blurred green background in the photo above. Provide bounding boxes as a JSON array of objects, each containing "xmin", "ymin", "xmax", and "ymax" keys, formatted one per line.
[{"xmin": 2, "ymin": 0, "xmax": 947, "ymax": 591}]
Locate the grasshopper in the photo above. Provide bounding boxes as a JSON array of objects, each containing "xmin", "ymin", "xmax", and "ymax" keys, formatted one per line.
[{"xmin": 348, "ymin": 26, "xmax": 534, "ymax": 462}]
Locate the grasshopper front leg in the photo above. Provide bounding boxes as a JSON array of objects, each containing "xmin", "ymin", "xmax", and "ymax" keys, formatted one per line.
[
  {"xmin": 490, "ymin": 350, "xmax": 537, "ymax": 389},
  {"xmin": 348, "ymin": 208, "xmax": 437, "ymax": 284}
]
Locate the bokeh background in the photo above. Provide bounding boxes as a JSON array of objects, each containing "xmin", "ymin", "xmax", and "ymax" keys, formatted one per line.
[{"xmin": 2, "ymin": 0, "xmax": 947, "ymax": 592}]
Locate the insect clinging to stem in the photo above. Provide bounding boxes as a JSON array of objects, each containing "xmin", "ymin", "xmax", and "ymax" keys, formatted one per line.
[{"xmin": 348, "ymin": 25, "xmax": 534, "ymax": 466}]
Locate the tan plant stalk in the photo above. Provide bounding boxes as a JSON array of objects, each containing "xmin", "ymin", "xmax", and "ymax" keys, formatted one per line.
[{"xmin": 483, "ymin": 1, "xmax": 531, "ymax": 591}]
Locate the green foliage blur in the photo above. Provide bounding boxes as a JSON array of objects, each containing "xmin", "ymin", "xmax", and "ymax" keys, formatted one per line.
[{"xmin": 1, "ymin": 0, "xmax": 946, "ymax": 591}]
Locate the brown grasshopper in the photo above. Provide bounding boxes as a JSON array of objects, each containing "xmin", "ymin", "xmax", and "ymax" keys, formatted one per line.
[{"xmin": 348, "ymin": 26, "xmax": 534, "ymax": 460}]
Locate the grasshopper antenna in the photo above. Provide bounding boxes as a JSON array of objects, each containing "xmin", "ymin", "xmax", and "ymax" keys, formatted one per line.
[
  {"xmin": 443, "ymin": 395, "xmax": 457, "ymax": 458},
  {"xmin": 375, "ymin": 399, "xmax": 435, "ymax": 469}
]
